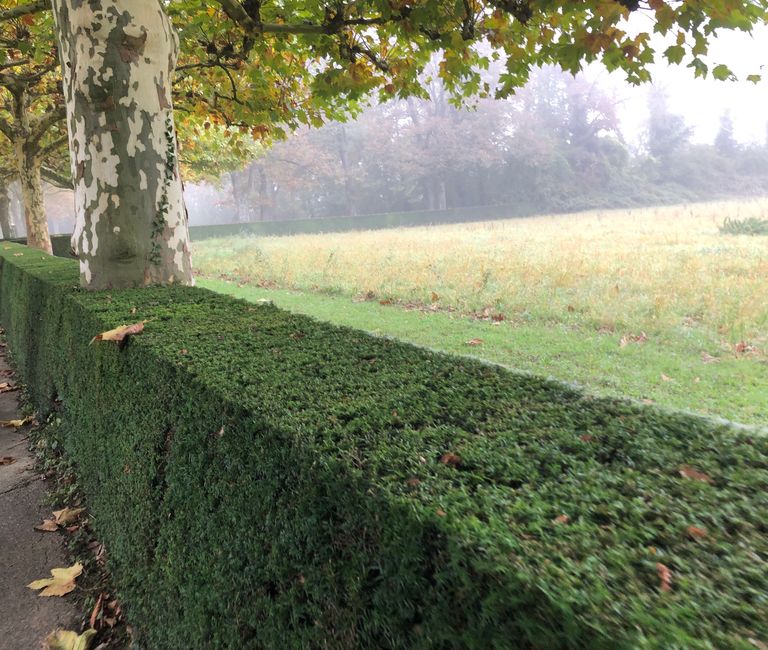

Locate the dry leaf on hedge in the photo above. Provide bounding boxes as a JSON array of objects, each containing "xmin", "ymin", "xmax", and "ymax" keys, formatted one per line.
[
  {"xmin": 44, "ymin": 628, "xmax": 96, "ymax": 650},
  {"xmin": 679, "ymin": 465, "xmax": 712, "ymax": 483},
  {"xmin": 35, "ymin": 519, "xmax": 59, "ymax": 532},
  {"xmin": 0, "ymin": 456, "xmax": 16, "ymax": 465},
  {"xmin": 27, "ymin": 563, "xmax": 82, "ymax": 597},
  {"xmin": 439, "ymin": 452, "xmax": 461, "ymax": 467},
  {"xmin": 656, "ymin": 562, "xmax": 672, "ymax": 592},
  {"xmin": 89, "ymin": 321, "xmax": 146, "ymax": 345},
  {"xmin": 687, "ymin": 525, "xmax": 708, "ymax": 539},
  {"xmin": 53, "ymin": 507, "xmax": 85, "ymax": 526}
]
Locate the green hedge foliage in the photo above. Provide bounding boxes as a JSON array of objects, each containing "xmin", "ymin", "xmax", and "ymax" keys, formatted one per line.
[{"xmin": 0, "ymin": 244, "xmax": 766, "ymax": 649}]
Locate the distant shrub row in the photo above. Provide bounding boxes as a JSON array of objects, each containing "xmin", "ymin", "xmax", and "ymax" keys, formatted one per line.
[
  {"xmin": 0, "ymin": 244, "xmax": 766, "ymax": 648},
  {"xmin": 719, "ymin": 216, "xmax": 768, "ymax": 235}
]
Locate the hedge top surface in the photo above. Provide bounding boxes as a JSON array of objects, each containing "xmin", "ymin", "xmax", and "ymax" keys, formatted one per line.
[{"xmin": 1, "ymin": 243, "xmax": 767, "ymax": 648}]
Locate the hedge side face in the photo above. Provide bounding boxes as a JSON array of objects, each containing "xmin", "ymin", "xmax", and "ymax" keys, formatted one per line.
[{"xmin": 0, "ymin": 244, "xmax": 766, "ymax": 650}]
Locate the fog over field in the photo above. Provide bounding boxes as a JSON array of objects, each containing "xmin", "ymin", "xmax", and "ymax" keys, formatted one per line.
[{"xmin": 181, "ymin": 25, "xmax": 768, "ymax": 226}]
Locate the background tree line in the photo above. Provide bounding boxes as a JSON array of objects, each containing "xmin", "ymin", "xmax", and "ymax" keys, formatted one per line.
[{"xmin": 210, "ymin": 65, "xmax": 768, "ymax": 224}]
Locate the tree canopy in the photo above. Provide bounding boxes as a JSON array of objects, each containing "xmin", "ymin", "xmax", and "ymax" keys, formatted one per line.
[{"xmin": 4, "ymin": 0, "xmax": 765, "ymax": 138}]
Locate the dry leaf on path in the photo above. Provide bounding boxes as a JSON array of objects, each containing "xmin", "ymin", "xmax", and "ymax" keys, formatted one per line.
[
  {"xmin": 89, "ymin": 593, "xmax": 105, "ymax": 629},
  {"xmin": 53, "ymin": 507, "xmax": 85, "ymax": 526},
  {"xmin": 90, "ymin": 321, "xmax": 147, "ymax": 345},
  {"xmin": 44, "ymin": 628, "xmax": 96, "ymax": 650},
  {"xmin": 0, "ymin": 456, "xmax": 16, "ymax": 465},
  {"xmin": 656, "ymin": 562, "xmax": 672, "ymax": 592},
  {"xmin": 0, "ymin": 416, "xmax": 33, "ymax": 428},
  {"xmin": 28, "ymin": 563, "xmax": 83, "ymax": 597},
  {"xmin": 35, "ymin": 519, "xmax": 59, "ymax": 532}
]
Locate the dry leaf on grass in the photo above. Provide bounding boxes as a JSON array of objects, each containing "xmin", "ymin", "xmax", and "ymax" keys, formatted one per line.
[
  {"xmin": 552, "ymin": 514, "xmax": 570, "ymax": 525},
  {"xmin": 53, "ymin": 507, "xmax": 85, "ymax": 526},
  {"xmin": 89, "ymin": 321, "xmax": 147, "ymax": 345},
  {"xmin": 660, "ymin": 373, "xmax": 673, "ymax": 382},
  {"xmin": 35, "ymin": 519, "xmax": 59, "ymax": 532},
  {"xmin": 28, "ymin": 563, "xmax": 83, "ymax": 597},
  {"xmin": 465, "ymin": 338, "xmax": 483, "ymax": 346},
  {"xmin": 44, "ymin": 628, "xmax": 96, "ymax": 650}
]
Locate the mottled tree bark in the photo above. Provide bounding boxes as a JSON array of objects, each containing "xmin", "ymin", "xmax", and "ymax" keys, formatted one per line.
[
  {"xmin": 0, "ymin": 183, "xmax": 12, "ymax": 240},
  {"xmin": 52, "ymin": 0, "xmax": 193, "ymax": 289}
]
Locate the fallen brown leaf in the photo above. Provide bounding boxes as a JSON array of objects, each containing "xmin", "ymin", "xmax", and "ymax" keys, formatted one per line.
[
  {"xmin": 687, "ymin": 525, "xmax": 707, "ymax": 539},
  {"xmin": 620, "ymin": 332, "xmax": 648, "ymax": 347},
  {"xmin": 0, "ymin": 456, "xmax": 16, "ymax": 465},
  {"xmin": 430, "ymin": 291, "xmax": 439, "ymax": 303},
  {"xmin": 89, "ymin": 321, "xmax": 147, "ymax": 345},
  {"xmin": 28, "ymin": 563, "xmax": 83, "ymax": 597},
  {"xmin": 406, "ymin": 478, "xmax": 421, "ymax": 487},
  {"xmin": 465, "ymin": 338, "xmax": 483, "ymax": 346},
  {"xmin": 552, "ymin": 514, "xmax": 570, "ymax": 525},
  {"xmin": 679, "ymin": 465, "xmax": 712, "ymax": 484},
  {"xmin": 579, "ymin": 434, "xmax": 594, "ymax": 442},
  {"xmin": 660, "ymin": 373, "xmax": 673, "ymax": 382},
  {"xmin": 701, "ymin": 352, "xmax": 718, "ymax": 363},
  {"xmin": 35, "ymin": 519, "xmax": 59, "ymax": 532},
  {"xmin": 53, "ymin": 507, "xmax": 85, "ymax": 526},
  {"xmin": 435, "ymin": 508, "xmax": 447, "ymax": 517},
  {"xmin": 439, "ymin": 452, "xmax": 461, "ymax": 467},
  {"xmin": 89, "ymin": 593, "xmax": 105, "ymax": 629},
  {"xmin": 656, "ymin": 562, "xmax": 672, "ymax": 592}
]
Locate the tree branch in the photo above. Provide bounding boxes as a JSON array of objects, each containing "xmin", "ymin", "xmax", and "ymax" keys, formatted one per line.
[
  {"xmin": 0, "ymin": 0, "xmax": 51, "ymax": 23},
  {"xmin": 41, "ymin": 166, "xmax": 71, "ymax": 189}
]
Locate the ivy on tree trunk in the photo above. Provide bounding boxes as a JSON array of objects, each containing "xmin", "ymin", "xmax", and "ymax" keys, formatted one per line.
[{"xmin": 52, "ymin": 0, "xmax": 194, "ymax": 289}]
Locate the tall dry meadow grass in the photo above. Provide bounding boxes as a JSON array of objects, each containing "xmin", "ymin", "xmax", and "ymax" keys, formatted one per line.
[{"xmin": 193, "ymin": 199, "xmax": 768, "ymax": 342}]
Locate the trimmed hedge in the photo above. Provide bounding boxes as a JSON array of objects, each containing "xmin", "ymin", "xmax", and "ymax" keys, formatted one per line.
[
  {"xmin": 0, "ymin": 243, "xmax": 766, "ymax": 649},
  {"xmin": 186, "ymin": 204, "xmax": 542, "ymax": 241}
]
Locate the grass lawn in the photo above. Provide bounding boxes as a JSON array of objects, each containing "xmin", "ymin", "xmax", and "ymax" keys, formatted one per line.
[{"xmin": 199, "ymin": 278, "xmax": 767, "ymax": 425}]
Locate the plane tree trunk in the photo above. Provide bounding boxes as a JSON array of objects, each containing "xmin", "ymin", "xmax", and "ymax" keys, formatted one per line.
[
  {"xmin": 0, "ymin": 183, "xmax": 13, "ymax": 240},
  {"xmin": 9, "ymin": 89, "xmax": 53, "ymax": 254},
  {"xmin": 52, "ymin": 0, "xmax": 193, "ymax": 289}
]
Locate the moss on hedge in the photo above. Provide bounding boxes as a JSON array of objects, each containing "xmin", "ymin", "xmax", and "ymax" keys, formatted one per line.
[{"xmin": 0, "ymin": 243, "xmax": 766, "ymax": 649}]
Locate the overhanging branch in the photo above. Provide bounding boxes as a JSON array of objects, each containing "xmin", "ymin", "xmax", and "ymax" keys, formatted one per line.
[{"xmin": 0, "ymin": 0, "xmax": 51, "ymax": 23}]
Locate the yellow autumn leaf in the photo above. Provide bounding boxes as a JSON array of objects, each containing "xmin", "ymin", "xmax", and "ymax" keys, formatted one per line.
[
  {"xmin": 52, "ymin": 507, "xmax": 85, "ymax": 526},
  {"xmin": 89, "ymin": 321, "xmax": 147, "ymax": 345},
  {"xmin": 27, "ymin": 563, "xmax": 83, "ymax": 597},
  {"xmin": 44, "ymin": 628, "xmax": 96, "ymax": 650},
  {"xmin": 0, "ymin": 416, "xmax": 33, "ymax": 428}
]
